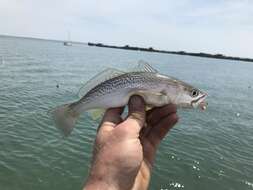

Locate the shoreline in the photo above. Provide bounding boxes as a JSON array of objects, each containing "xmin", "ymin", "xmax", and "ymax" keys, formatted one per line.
[
  {"xmin": 88, "ymin": 42, "xmax": 253, "ymax": 63},
  {"xmin": 1, "ymin": 34, "xmax": 252, "ymax": 63}
]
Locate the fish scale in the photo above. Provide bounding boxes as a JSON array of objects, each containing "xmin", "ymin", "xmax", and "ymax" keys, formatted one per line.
[{"xmin": 83, "ymin": 72, "xmax": 158, "ymax": 100}]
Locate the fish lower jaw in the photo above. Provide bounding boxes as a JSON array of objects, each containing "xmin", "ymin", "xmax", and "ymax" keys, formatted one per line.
[{"xmin": 191, "ymin": 99, "xmax": 208, "ymax": 110}]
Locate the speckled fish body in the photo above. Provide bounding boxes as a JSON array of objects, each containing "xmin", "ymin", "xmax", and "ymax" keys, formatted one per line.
[
  {"xmin": 71, "ymin": 72, "xmax": 205, "ymax": 112},
  {"xmin": 53, "ymin": 63, "xmax": 207, "ymax": 136}
]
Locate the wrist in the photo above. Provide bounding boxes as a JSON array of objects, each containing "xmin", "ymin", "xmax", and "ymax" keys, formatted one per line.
[
  {"xmin": 85, "ymin": 151, "xmax": 122, "ymax": 190},
  {"xmin": 84, "ymin": 176, "xmax": 118, "ymax": 190}
]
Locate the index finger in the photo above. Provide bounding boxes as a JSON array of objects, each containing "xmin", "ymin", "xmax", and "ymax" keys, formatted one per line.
[{"xmin": 146, "ymin": 113, "xmax": 178, "ymax": 147}]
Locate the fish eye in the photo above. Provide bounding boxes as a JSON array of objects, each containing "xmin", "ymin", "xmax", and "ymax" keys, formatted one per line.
[{"xmin": 191, "ymin": 89, "xmax": 199, "ymax": 97}]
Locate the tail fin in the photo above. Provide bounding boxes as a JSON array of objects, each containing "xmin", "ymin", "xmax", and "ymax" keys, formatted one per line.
[{"xmin": 52, "ymin": 104, "xmax": 80, "ymax": 136}]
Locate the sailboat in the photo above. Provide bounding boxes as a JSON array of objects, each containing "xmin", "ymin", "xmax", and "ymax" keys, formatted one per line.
[
  {"xmin": 0, "ymin": 56, "xmax": 4, "ymax": 65},
  {"xmin": 63, "ymin": 32, "xmax": 72, "ymax": 46}
]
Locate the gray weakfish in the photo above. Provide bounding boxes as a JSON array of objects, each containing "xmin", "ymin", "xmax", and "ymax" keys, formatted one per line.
[{"xmin": 53, "ymin": 61, "xmax": 207, "ymax": 136}]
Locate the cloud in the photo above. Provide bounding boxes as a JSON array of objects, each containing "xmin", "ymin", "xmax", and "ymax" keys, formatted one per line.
[{"xmin": 0, "ymin": 0, "xmax": 252, "ymax": 57}]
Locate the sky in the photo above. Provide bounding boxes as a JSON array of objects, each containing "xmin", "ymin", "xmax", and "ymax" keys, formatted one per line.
[{"xmin": 0, "ymin": 0, "xmax": 252, "ymax": 57}]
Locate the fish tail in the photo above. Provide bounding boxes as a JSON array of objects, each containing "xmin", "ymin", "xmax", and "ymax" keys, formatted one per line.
[{"xmin": 52, "ymin": 103, "xmax": 80, "ymax": 137}]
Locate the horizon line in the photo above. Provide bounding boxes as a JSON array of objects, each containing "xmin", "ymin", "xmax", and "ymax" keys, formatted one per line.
[{"xmin": 0, "ymin": 33, "xmax": 252, "ymax": 60}]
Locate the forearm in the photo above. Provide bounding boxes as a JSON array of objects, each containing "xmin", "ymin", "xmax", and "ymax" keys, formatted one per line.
[{"xmin": 84, "ymin": 163, "xmax": 119, "ymax": 190}]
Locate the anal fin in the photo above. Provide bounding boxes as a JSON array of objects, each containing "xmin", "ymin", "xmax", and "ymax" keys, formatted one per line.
[{"xmin": 87, "ymin": 109, "xmax": 105, "ymax": 120}]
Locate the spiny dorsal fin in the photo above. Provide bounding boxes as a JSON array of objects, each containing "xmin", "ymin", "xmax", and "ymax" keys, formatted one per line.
[
  {"xmin": 135, "ymin": 60, "xmax": 158, "ymax": 73},
  {"xmin": 78, "ymin": 61, "xmax": 157, "ymax": 98},
  {"xmin": 78, "ymin": 68, "xmax": 124, "ymax": 98}
]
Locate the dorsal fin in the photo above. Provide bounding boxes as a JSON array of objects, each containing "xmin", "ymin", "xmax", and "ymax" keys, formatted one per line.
[
  {"xmin": 78, "ymin": 60, "xmax": 157, "ymax": 98},
  {"xmin": 135, "ymin": 60, "xmax": 158, "ymax": 73},
  {"xmin": 78, "ymin": 68, "xmax": 124, "ymax": 98}
]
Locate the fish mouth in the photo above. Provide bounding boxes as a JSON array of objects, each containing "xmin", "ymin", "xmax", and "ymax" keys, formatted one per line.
[{"xmin": 191, "ymin": 93, "xmax": 208, "ymax": 108}]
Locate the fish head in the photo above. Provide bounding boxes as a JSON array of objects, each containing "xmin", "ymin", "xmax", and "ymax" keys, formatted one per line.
[
  {"xmin": 175, "ymin": 85, "xmax": 208, "ymax": 109},
  {"xmin": 162, "ymin": 78, "xmax": 208, "ymax": 109}
]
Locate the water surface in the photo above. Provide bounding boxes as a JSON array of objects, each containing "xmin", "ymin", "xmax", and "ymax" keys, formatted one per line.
[{"xmin": 0, "ymin": 36, "xmax": 253, "ymax": 190}]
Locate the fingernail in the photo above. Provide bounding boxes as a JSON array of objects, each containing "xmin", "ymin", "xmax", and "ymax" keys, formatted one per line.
[{"xmin": 129, "ymin": 95, "xmax": 145, "ymax": 108}]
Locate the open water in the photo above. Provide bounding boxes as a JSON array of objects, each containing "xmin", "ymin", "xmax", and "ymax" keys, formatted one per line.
[{"xmin": 0, "ymin": 36, "xmax": 253, "ymax": 190}]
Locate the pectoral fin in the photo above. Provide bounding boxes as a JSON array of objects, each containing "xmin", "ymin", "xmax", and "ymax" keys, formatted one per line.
[
  {"xmin": 134, "ymin": 91, "xmax": 169, "ymax": 107},
  {"xmin": 145, "ymin": 106, "xmax": 153, "ymax": 111}
]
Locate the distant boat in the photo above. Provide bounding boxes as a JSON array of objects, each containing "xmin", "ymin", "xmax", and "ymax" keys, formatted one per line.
[
  {"xmin": 0, "ymin": 56, "xmax": 4, "ymax": 65},
  {"xmin": 63, "ymin": 32, "xmax": 72, "ymax": 46},
  {"xmin": 63, "ymin": 41, "xmax": 72, "ymax": 46}
]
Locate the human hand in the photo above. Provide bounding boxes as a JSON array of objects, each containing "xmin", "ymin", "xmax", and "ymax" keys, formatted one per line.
[{"xmin": 84, "ymin": 96, "xmax": 178, "ymax": 190}]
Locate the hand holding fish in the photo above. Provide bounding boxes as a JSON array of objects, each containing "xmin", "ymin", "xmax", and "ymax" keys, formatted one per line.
[{"xmin": 84, "ymin": 96, "xmax": 178, "ymax": 190}]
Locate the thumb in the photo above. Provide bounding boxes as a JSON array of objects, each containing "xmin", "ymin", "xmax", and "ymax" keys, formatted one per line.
[{"xmin": 124, "ymin": 95, "xmax": 146, "ymax": 133}]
